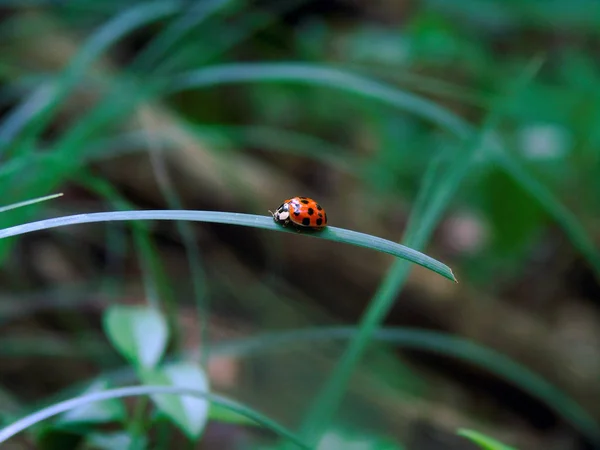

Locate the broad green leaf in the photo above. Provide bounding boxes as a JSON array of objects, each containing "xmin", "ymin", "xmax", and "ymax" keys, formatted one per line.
[
  {"xmin": 103, "ymin": 305, "xmax": 168, "ymax": 369},
  {"xmin": 142, "ymin": 362, "xmax": 210, "ymax": 439},
  {"xmin": 57, "ymin": 380, "xmax": 125, "ymax": 425},
  {"xmin": 458, "ymin": 429, "xmax": 517, "ymax": 450}
]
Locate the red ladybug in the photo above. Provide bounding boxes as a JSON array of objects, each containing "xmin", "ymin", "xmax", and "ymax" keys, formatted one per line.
[{"xmin": 271, "ymin": 197, "xmax": 328, "ymax": 231}]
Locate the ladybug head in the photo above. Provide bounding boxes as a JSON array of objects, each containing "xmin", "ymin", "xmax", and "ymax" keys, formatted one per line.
[{"xmin": 271, "ymin": 203, "xmax": 290, "ymax": 225}]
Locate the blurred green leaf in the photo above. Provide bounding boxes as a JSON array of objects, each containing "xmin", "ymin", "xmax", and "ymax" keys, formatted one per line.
[
  {"xmin": 103, "ymin": 305, "xmax": 168, "ymax": 369},
  {"xmin": 141, "ymin": 362, "xmax": 210, "ymax": 439}
]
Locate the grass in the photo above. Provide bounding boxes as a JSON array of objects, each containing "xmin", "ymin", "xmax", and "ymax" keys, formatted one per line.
[
  {"xmin": 0, "ymin": 386, "xmax": 310, "ymax": 449},
  {"xmin": 0, "ymin": 1, "xmax": 599, "ymax": 449},
  {"xmin": 0, "ymin": 210, "xmax": 457, "ymax": 282}
]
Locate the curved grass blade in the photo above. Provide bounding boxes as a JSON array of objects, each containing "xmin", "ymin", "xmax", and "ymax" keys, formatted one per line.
[
  {"xmin": 294, "ymin": 59, "xmax": 545, "ymax": 446},
  {"xmin": 210, "ymin": 327, "xmax": 600, "ymax": 447},
  {"xmin": 0, "ymin": 193, "xmax": 63, "ymax": 213},
  {"xmin": 296, "ymin": 150, "xmax": 470, "ymax": 445},
  {"xmin": 170, "ymin": 63, "xmax": 472, "ymax": 139},
  {"xmin": 0, "ymin": 385, "xmax": 309, "ymax": 449},
  {"xmin": 0, "ymin": 210, "xmax": 456, "ymax": 282}
]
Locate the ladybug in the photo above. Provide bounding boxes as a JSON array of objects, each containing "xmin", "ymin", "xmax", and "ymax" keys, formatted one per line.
[{"xmin": 271, "ymin": 196, "xmax": 328, "ymax": 231}]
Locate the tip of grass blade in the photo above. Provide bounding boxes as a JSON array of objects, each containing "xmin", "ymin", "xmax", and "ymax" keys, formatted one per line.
[{"xmin": 0, "ymin": 193, "xmax": 64, "ymax": 214}]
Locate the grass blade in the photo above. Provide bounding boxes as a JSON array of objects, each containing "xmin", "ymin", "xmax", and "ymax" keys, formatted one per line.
[
  {"xmin": 0, "ymin": 193, "xmax": 63, "ymax": 213},
  {"xmin": 0, "ymin": 210, "xmax": 456, "ymax": 282},
  {"xmin": 296, "ymin": 146, "xmax": 473, "ymax": 445},
  {"xmin": 0, "ymin": 385, "xmax": 309, "ymax": 449},
  {"xmin": 210, "ymin": 326, "xmax": 600, "ymax": 447},
  {"xmin": 170, "ymin": 63, "xmax": 472, "ymax": 138},
  {"xmin": 294, "ymin": 58, "xmax": 544, "ymax": 446}
]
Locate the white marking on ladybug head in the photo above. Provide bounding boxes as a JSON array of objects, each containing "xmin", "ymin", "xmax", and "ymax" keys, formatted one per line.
[{"xmin": 278, "ymin": 211, "xmax": 289, "ymax": 220}]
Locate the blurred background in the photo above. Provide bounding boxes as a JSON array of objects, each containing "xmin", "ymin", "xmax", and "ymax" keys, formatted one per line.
[{"xmin": 0, "ymin": 0, "xmax": 599, "ymax": 449}]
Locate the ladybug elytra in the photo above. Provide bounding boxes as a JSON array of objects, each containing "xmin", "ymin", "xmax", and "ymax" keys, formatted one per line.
[{"xmin": 271, "ymin": 196, "xmax": 328, "ymax": 231}]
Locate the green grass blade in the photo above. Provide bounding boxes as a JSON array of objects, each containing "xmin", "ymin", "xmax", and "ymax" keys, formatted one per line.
[
  {"xmin": 170, "ymin": 63, "xmax": 472, "ymax": 138},
  {"xmin": 494, "ymin": 149, "xmax": 600, "ymax": 278},
  {"xmin": 296, "ymin": 147, "xmax": 473, "ymax": 445},
  {"xmin": 294, "ymin": 58, "xmax": 544, "ymax": 446},
  {"xmin": 0, "ymin": 210, "xmax": 456, "ymax": 282},
  {"xmin": 0, "ymin": 193, "xmax": 63, "ymax": 213},
  {"xmin": 0, "ymin": 385, "xmax": 309, "ymax": 449},
  {"xmin": 210, "ymin": 326, "xmax": 600, "ymax": 446}
]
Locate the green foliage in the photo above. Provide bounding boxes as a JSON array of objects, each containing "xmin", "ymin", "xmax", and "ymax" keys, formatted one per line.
[
  {"xmin": 0, "ymin": 0, "xmax": 598, "ymax": 449},
  {"xmin": 103, "ymin": 305, "xmax": 169, "ymax": 370},
  {"xmin": 141, "ymin": 362, "xmax": 210, "ymax": 439}
]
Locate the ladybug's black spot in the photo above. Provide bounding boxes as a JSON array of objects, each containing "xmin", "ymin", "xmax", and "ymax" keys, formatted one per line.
[
  {"xmin": 324, "ymin": 213, "xmax": 328, "ymax": 222},
  {"xmin": 302, "ymin": 218, "xmax": 310, "ymax": 226},
  {"xmin": 294, "ymin": 211, "xmax": 300, "ymax": 216},
  {"xmin": 316, "ymin": 204, "xmax": 323, "ymax": 211},
  {"xmin": 318, "ymin": 212, "xmax": 323, "ymax": 217},
  {"xmin": 307, "ymin": 208, "xmax": 314, "ymax": 215},
  {"xmin": 300, "ymin": 199, "xmax": 309, "ymax": 204},
  {"xmin": 316, "ymin": 218, "xmax": 323, "ymax": 226}
]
